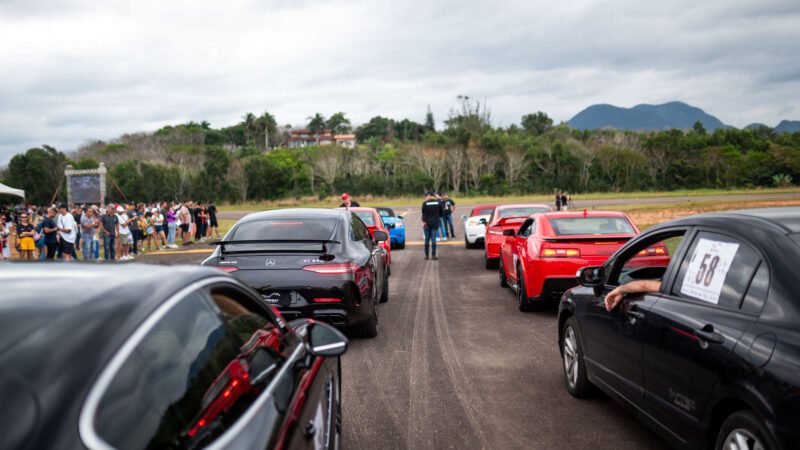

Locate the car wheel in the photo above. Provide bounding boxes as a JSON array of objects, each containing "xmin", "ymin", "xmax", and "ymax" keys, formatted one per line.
[
  {"xmin": 464, "ymin": 236, "xmax": 473, "ymax": 249},
  {"xmin": 485, "ymin": 255, "xmax": 498, "ymax": 270},
  {"xmin": 561, "ymin": 317, "xmax": 593, "ymax": 397},
  {"xmin": 715, "ymin": 410, "xmax": 775, "ymax": 450},
  {"xmin": 516, "ymin": 267, "xmax": 533, "ymax": 312},
  {"xmin": 499, "ymin": 258, "xmax": 509, "ymax": 287},
  {"xmin": 380, "ymin": 276, "xmax": 389, "ymax": 303},
  {"xmin": 350, "ymin": 302, "xmax": 378, "ymax": 338},
  {"xmin": 397, "ymin": 241, "xmax": 405, "ymax": 249}
]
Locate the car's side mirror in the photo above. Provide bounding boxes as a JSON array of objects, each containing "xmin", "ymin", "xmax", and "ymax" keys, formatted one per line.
[
  {"xmin": 397, "ymin": 215, "xmax": 404, "ymax": 219},
  {"xmin": 373, "ymin": 230, "xmax": 389, "ymax": 242},
  {"xmin": 503, "ymin": 229, "xmax": 515, "ymax": 236},
  {"xmin": 307, "ymin": 322, "xmax": 349, "ymax": 357},
  {"xmin": 576, "ymin": 266, "xmax": 604, "ymax": 287},
  {"xmin": 479, "ymin": 218, "xmax": 487, "ymax": 225}
]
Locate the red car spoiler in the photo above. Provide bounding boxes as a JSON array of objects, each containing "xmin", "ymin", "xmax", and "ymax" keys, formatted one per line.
[{"xmin": 542, "ymin": 234, "xmax": 634, "ymax": 242}]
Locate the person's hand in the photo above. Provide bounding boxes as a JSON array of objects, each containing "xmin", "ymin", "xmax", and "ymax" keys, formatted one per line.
[{"xmin": 604, "ymin": 286, "xmax": 625, "ymax": 312}]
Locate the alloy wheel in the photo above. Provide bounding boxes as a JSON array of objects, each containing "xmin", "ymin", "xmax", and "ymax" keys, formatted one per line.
[
  {"xmin": 722, "ymin": 428, "xmax": 765, "ymax": 450},
  {"xmin": 563, "ymin": 326, "xmax": 579, "ymax": 389}
]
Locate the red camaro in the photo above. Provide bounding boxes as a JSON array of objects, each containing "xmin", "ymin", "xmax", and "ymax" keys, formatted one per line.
[
  {"xmin": 499, "ymin": 210, "xmax": 671, "ymax": 311},
  {"xmin": 484, "ymin": 203, "xmax": 552, "ymax": 269},
  {"xmin": 345, "ymin": 207, "xmax": 392, "ymax": 267}
]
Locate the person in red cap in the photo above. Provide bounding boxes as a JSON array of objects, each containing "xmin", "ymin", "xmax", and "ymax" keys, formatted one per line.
[{"xmin": 339, "ymin": 193, "xmax": 360, "ymax": 209}]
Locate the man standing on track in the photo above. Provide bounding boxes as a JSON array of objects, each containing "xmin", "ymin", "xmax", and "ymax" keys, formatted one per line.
[
  {"xmin": 339, "ymin": 193, "xmax": 360, "ymax": 209},
  {"xmin": 441, "ymin": 192, "xmax": 456, "ymax": 239},
  {"xmin": 421, "ymin": 191, "xmax": 443, "ymax": 260}
]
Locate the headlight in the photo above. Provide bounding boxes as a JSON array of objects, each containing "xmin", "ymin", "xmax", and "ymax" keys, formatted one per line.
[
  {"xmin": 467, "ymin": 219, "xmax": 480, "ymax": 226},
  {"xmin": 394, "ymin": 221, "xmax": 403, "ymax": 228}
]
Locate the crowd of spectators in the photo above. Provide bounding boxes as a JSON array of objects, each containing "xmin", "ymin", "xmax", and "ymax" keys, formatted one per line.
[{"xmin": 0, "ymin": 201, "xmax": 219, "ymax": 262}]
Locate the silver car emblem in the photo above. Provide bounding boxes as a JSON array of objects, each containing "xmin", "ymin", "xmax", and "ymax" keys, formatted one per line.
[{"xmin": 265, "ymin": 258, "xmax": 276, "ymax": 267}]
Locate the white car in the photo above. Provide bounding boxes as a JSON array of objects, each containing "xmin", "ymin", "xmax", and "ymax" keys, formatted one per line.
[{"xmin": 462, "ymin": 204, "xmax": 497, "ymax": 249}]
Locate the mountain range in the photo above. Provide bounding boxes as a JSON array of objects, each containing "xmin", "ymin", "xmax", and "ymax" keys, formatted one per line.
[{"xmin": 568, "ymin": 101, "xmax": 797, "ymax": 133}]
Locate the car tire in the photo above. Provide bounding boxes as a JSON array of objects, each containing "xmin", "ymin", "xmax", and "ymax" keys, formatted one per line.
[
  {"xmin": 380, "ymin": 276, "xmax": 389, "ymax": 303},
  {"xmin": 715, "ymin": 410, "xmax": 776, "ymax": 450},
  {"xmin": 397, "ymin": 241, "xmax": 405, "ymax": 249},
  {"xmin": 350, "ymin": 303, "xmax": 378, "ymax": 338},
  {"xmin": 485, "ymin": 255, "xmax": 498, "ymax": 270},
  {"xmin": 561, "ymin": 317, "xmax": 593, "ymax": 397},
  {"xmin": 499, "ymin": 258, "xmax": 509, "ymax": 287},
  {"xmin": 516, "ymin": 266, "xmax": 533, "ymax": 312}
]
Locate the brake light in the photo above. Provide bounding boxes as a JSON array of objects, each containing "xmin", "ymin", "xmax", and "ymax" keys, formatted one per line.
[
  {"xmin": 314, "ymin": 297, "xmax": 342, "ymax": 303},
  {"xmin": 215, "ymin": 266, "xmax": 239, "ymax": 272},
  {"xmin": 303, "ymin": 263, "xmax": 359, "ymax": 274},
  {"xmin": 487, "ymin": 228, "xmax": 503, "ymax": 235},
  {"xmin": 637, "ymin": 247, "xmax": 668, "ymax": 256},
  {"xmin": 542, "ymin": 248, "xmax": 581, "ymax": 258}
]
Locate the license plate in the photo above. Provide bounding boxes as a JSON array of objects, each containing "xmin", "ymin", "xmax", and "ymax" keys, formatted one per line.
[{"xmin": 261, "ymin": 291, "xmax": 293, "ymax": 307}]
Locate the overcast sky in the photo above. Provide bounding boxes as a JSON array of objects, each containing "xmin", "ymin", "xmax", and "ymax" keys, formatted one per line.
[{"xmin": 1, "ymin": 0, "xmax": 799, "ymax": 164}]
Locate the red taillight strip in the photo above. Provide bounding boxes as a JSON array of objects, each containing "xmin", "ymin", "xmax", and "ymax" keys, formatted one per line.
[
  {"xmin": 215, "ymin": 266, "xmax": 239, "ymax": 272},
  {"xmin": 303, "ymin": 263, "xmax": 359, "ymax": 274},
  {"xmin": 314, "ymin": 298, "xmax": 342, "ymax": 303}
]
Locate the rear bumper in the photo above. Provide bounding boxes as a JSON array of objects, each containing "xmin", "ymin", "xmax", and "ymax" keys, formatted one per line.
[
  {"xmin": 485, "ymin": 236, "xmax": 503, "ymax": 258},
  {"xmin": 390, "ymin": 229, "xmax": 405, "ymax": 244},
  {"xmin": 464, "ymin": 225, "xmax": 486, "ymax": 244},
  {"xmin": 530, "ymin": 277, "xmax": 579, "ymax": 302}
]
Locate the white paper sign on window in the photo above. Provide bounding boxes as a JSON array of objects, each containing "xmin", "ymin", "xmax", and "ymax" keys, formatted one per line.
[{"xmin": 680, "ymin": 238, "xmax": 739, "ymax": 304}]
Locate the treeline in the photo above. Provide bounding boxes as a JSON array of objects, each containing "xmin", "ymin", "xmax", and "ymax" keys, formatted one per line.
[{"xmin": 2, "ymin": 99, "xmax": 800, "ymax": 205}]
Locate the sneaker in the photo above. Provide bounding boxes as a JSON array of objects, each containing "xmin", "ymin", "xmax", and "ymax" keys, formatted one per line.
[
  {"xmin": 96, "ymin": 258, "xmax": 103, "ymax": 261},
  {"xmin": 168, "ymin": 244, "xmax": 178, "ymax": 249},
  {"xmin": 442, "ymin": 237, "xmax": 447, "ymax": 241},
  {"xmin": 424, "ymin": 255, "xmax": 429, "ymax": 260},
  {"xmin": 432, "ymin": 255, "xmax": 439, "ymax": 260}
]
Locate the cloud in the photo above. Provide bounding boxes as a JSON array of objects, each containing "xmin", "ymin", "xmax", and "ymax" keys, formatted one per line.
[{"xmin": 1, "ymin": 0, "xmax": 799, "ymax": 164}]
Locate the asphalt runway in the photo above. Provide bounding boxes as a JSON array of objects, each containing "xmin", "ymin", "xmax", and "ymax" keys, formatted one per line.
[{"xmin": 140, "ymin": 207, "xmax": 670, "ymax": 450}]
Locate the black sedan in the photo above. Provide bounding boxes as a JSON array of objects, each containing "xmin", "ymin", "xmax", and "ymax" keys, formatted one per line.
[
  {"xmin": 558, "ymin": 207, "xmax": 800, "ymax": 450},
  {"xmin": 0, "ymin": 264, "xmax": 348, "ymax": 450},
  {"xmin": 202, "ymin": 208, "xmax": 388, "ymax": 338}
]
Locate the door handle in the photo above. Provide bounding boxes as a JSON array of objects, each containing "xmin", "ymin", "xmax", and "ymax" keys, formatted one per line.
[
  {"xmin": 694, "ymin": 329, "xmax": 724, "ymax": 345},
  {"xmin": 624, "ymin": 310, "xmax": 645, "ymax": 324}
]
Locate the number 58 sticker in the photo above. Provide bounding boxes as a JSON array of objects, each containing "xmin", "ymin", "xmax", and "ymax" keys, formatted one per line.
[{"xmin": 680, "ymin": 238, "xmax": 739, "ymax": 304}]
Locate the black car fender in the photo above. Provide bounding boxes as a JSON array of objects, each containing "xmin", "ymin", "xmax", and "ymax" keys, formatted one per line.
[{"xmin": 557, "ymin": 292, "xmax": 578, "ymax": 356}]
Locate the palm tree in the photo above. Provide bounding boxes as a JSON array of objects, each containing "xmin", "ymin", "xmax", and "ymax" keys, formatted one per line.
[{"xmin": 307, "ymin": 113, "xmax": 326, "ymax": 146}]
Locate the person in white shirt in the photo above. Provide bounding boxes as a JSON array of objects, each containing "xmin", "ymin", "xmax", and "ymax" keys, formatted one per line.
[
  {"xmin": 116, "ymin": 205, "xmax": 134, "ymax": 260},
  {"xmin": 56, "ymin": 204, "xmax": 77, "ymax": 261}
]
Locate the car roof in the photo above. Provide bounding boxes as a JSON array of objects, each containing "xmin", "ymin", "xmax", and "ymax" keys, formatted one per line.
[
  {"xmin": 661, "ymin": 207, "xmax": 800, "ymax": 234},
  {"xmin": 342, "ymin": 207, "xmax": 378, "ymax": 214},
  {"xmin": 239, "ymin": 208, "xmax": 348, "ymax": 223},
  {"xmin": 496, "ymin": 203, "xmax": 551, "ymax": 209},
  {"xmin": 0, "ymin": 264, "xmax": 220, "ymax": 356}
]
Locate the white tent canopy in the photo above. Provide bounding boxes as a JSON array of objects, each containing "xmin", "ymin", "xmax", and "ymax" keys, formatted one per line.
[{"xmin": 0, "ymin": 182, "xmax": 25, "ymax": 199}]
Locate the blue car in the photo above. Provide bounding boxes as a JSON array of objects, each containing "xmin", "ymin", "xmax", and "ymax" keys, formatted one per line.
[{"xmin": 377, "ymin": 207, "xmax": 406, "ymax": 249}]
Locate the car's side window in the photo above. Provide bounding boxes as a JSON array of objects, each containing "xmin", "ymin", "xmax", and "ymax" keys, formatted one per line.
[
  {"xmin": 517, "ymin": 219, "xmax": 534, "ymax": 238},
  {"xmin": 671, "ymin": 231, "xmax": 761, "ymax": 310},
  {"xmin": 94, "ymin": 289, "xmax": 261, "ymax": 449},
  {"xmin": 741, "ymin": 262, "xmax": 769, "ymax": 314},
  {"xmin": 348, "ymin": 220, "xmax": 357, "ymax": 241},
  {"xmin": 610, "ymin": 230, "xmax": 685, "ymax": 287},
  {"xmin": 351, "ymin": 215, "xmax": 368, "ymax": 241}
]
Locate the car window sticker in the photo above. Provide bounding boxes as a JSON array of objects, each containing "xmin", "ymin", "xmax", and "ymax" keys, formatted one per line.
[{"xmin": 679, "ymin": 238, "xmax": 739, "ymax": 304}]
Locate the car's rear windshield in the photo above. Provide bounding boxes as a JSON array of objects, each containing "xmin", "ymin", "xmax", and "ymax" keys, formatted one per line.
[
  {"xmin": 473, "ymin": 207, "xmax": 494, "ymax": 216},
  {"xmin": 550, "ymin": 217, "xmax": 635, "ymax": 236},
  {"xmin": 354, "ymin": 211, "xmax": 376, "ymax": 226},
  {"xmin": 377, "ymin": 209, "xmax": 394, "ymax": 217},
  {"xmin": 224, "ymin": 219, "xmax": 337, "ymax": 251},
  {"xmin": 498, "ymin": 207, "xmax": 549, "ymax": 218}
]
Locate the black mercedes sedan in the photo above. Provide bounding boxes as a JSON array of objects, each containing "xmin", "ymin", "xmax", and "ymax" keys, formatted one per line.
[
  {"xmin": 0, "ymin": 264, "xmax": 348, "ymax": 450},
  {"xmin": 202, "ymin": 208, "xmax": 388, "ymax": 338},
  {"xmin": 558, "ymin": 207, "xmax": 800, "ymax": 450}
]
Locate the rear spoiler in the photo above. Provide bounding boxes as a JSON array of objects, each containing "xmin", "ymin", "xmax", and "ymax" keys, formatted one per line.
[
  {"xmin": 496, "ymin": 216, "xmax": 528, "ymax": 226},
  {"xmin": 543, "ymin": 235, "xmax": 633, "ymax": 242},
  {"xmin": 212, "ymin": 239, "xmax": 341, "ymax": 253}
]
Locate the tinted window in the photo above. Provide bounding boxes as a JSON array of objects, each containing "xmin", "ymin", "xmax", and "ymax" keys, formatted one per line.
[
  {"xmin": 354, "ymin": 211, "xmax": 376, "ymax": 226},
  {"xmin": 614, "ymin": 231, "xmax": 684, "ymax": 286},
  {"xmin": 377, "ymin": 208, "xmax": 394, "ymax": 217},
  {"xmin": 472, "ymin": 207, "xmax": 494, "ymax": 216},
  {"xmin": 95, "ymin": 290, "xmax": 259, "ymax": 449},
  {"xmin": 518, "ymin": 219, "xmax": 534, "ymax": 238},
  {"xmin": 351, "ymin": 216, "xmax": 368, "ymax": 241},
  {"xmin": 672, "ymin": 232, "xmax": 760, "ymax": 309},
  {"xmin": 550, "ymin": 217, "xmax": 635, "ymax": 235},
  {"xmin": 497, "ymin": 207, "xmax": 550, "ymax": 219},
  {"xmin": 231, "ymin": 219, "xmax": 336, "ymax": 241},
  {"xmin": 741, "ymin": 262, "xmax": 769, "ymax": 314}
]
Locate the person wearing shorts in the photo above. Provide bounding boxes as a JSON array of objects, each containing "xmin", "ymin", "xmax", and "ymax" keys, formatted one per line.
[
  {"xmin": 16, "ymin": 212, "xmax": 37, "ymax": 260},
  {"xmin": 207, "ymin": 202, "xmax": 220, "ymax": 239}
]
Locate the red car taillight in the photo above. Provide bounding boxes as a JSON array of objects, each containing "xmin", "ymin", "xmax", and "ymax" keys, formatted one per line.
[
  {"xmin": 487, "ymin": 227, "xmax": 503, "ymax": 236},
  {"xmin": 303, "ymin": 263, "xmax": 359, "ymax": 274},
  {"xmin": 541, "ymin": 248, "xmax": 581, "ymax": 258},
  {"xmin": 314, "ymin": 297, "xmax": 343, "ymax": 303},
  {"xmin": 215, "ymin": 266, "xmax": 239, "ymax": 272},
  {"xmin": 637, "ymin": 246, "xmax": 667, "ymax": 256}
]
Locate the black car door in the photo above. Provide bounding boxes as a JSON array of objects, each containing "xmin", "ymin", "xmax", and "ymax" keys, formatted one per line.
[
  {"xmin": 351, "ymin": 214, "xmax": 381, "ymax": 303},
  {"xmin": 639, "ymin": 230, "xmax": 762, "ymax": 442},
  {"xmin": 587, "ymin": 228, "xmax": 690, "ymax": 405}
]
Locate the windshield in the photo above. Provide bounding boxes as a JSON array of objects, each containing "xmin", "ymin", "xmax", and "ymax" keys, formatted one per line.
[
  {"xmin": 497, "ymin": 207, "xmax": 549, "ymax": 219},
  {"xmin": 354, "ymin": 211, "xmax": 377, "ymax": 226},
  {"xmin": 473, "ymin": 207, "xmax": 494, "ymax": 216},
  {"xmin": 377, "ymin": 208, "xmax": 394, "ymax": 217},
  {"xmin": 550, "ymin": 217, "xmax": 636, "ymax": 236}
]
